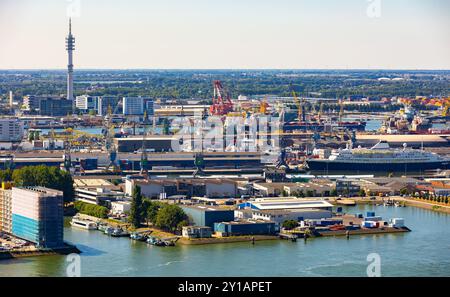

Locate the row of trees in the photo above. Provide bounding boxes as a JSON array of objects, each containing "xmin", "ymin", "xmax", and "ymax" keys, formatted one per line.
[
  {"xmin": 74, "ymin": 201, "xmax": 109, "ymax": 218},
  {"xmin": 129, "ymin": 186, "xmax": 188, "ymax": 232},
  {"xmin": 0, "ymin": 166, "xmax": 74, "ymax": 203},
  {"xmin": 285, "ymin": 189, "xmax": 338, "ymax": 198},
  {"xmin": 413, "ymin": 193, "xmax": 450, "ymax": 204}
]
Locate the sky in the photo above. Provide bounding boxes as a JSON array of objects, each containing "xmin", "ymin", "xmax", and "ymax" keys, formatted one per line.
[{"xmin": 0, "ymin": 0, "xmax": 449, "ymax": 69}]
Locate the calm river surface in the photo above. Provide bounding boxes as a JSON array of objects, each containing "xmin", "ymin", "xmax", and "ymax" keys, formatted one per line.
[{"xmin": 1, "ymin": 205, "xmax": 450, "ymax": 277}]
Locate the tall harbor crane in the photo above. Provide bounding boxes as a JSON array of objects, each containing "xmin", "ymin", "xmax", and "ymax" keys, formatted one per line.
[
  {"xmin": 209, "ymin": 80, "xmax": 233, "ymax": 116},
  {"xmin": 338, "ymin": 99, "xmax": 344, "ymax": 122},
  {"xmin": 291, "ymin": 86, "xmax": 305, "ymax": 122},
  {"xmin": 140, "ymin": 110, "xmax": 149, "ymax": 176},
  {"xmin": 104, "ymin": 105, "xmax": 119, "ymax": 172}
]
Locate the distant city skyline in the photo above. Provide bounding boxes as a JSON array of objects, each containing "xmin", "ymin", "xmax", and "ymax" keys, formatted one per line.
[{"xmin": 0, "ymin": 0, "xmax": 449, "ymax": 70}]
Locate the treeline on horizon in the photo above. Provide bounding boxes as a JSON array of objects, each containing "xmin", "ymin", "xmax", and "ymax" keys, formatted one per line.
[{"xmin": 1, "ymin": 70, "xmax": 449, "ymax": 100}]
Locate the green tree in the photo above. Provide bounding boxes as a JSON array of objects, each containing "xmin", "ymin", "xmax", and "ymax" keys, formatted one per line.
[
  {"xmin": 129, "ymin": 185, "xmax": 143, "ymax": 228},
  {"xmin": 146, "ymin": 201, "xmax": 162, "ymax": 225},
  {"xmin": 330, "ymin": 188, "xmax": 338, "ymax": 196},
  {"xmin": 155, "ymin": 204, "xmax": 188, "ymax": 232},
  {"xmin": 10, "ymin": 165, "xmax": 74, "ymax": 203},
  {"xmin": 74, "ymin": 201, "xmax": 109, "ymax": 218},
  {"xmin": 358, "ymin": 189, "xmax": 366, "ymax": 197},
  {"xmin": 282, "ymin": 220, "xmax": 298, "ymax": 230}
]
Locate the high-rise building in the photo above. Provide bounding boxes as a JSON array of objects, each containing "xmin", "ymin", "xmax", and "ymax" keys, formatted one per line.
[
  {"xmin": 75, "ymin": 95, "xmax": 99, "ymax": 112},
  {"xmin": 98, "ymin": 96, "xmax": 122, "ymax": 116},
  {"xmin": 39, "ymin": 97, "xmax": 73, "ymax": 116},
  {"xmin": 0, "ymin": 183, "xmax": 13, "ymax": 234},
  {"xmin": 11, "ymin": 187, "xmax": 64, "ymax": 248},
  {"xmin": 66, "ymin": 18, "xmax": 75, "ymax": 107},
  {"xmin": 144, "ymin": 98, "xmax": 155, "ymax": 116},
  {"xmin": 123, "ymin": 97, "xmax": 144, "ymax": 115},
  {"xmin": 0, "ymin": 117, "xmax": 24, "ymax": 142}
]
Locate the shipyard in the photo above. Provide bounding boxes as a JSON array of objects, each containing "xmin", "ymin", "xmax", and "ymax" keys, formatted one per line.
[{"xmin": 1, "ymin": 0, "xmax": 450, "ymax": 281}]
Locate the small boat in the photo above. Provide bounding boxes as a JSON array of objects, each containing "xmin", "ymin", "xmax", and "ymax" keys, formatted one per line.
[
  {"xmin": 146, "ymin": 236, "xmax": 166, "ymax": 246},
  {"xmin": 98, "ymin": 223, "xmax": 108, "ymax": 232},
  {"xmin": 70, "ymin": 217, "xmax": 98, "ymax": 230},
  {"xmin": 130, "ymin": 232, "xmax": 148, "ymax": 242},
  {"xmin": 104, "ymin": 226, "xmax": 114, "ymax": 235},
  {"xmin": 111, "ymin": 227, "xmax": 130, "ymax": 237},
  {"xmin": 394, "ymin": 201, "xmax": 405, "ymax": 207},
  {"xmin": 383, "ymin": 199, "xmax": 394, "ymax": 206}
]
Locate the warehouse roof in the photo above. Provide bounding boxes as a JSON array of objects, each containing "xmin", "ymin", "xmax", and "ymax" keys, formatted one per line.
[{"xmin": 238, "ymin": 198, "xmax": 333, "ymax": 210}]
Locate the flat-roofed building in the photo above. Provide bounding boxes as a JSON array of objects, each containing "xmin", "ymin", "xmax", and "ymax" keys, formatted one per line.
[
  {"xmin": 237, "ymin": 197, "xmax": 333, "ymax": 212},
  {"xmin": 0, "ymin": 183, "xmax": 13, "ymax": 233},
  {"xmin": 181, "ymin": 205, "xmax": 234, "ymax": 228},
  {"xmin": 0, "ymin": 117, "xmax": 24, "ymax": 142},
  {"xmin": 11, "ymin": 187, "xmax": 64, "ymax": 248},
  {"xmin": 123, "ymin": 97, "xmax": 145, "ymax": 115}
]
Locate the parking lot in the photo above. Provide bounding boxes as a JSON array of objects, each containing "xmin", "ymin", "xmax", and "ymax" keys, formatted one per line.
[{"xmin": 0, "ymin": 233, "xmax": 35, "ymax": 251}]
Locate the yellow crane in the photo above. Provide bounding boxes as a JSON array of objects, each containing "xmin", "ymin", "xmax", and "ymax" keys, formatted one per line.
[
  {"xmin": 318, "ymin": 102, "xmax": 324, "ymax": 122},
  {"xmin": 338, "ymin": 99, "xmax": 344, "ymax": 122},
  {"xmin": 259, "ymin": 96, "xmax": 269, "ymax": 114},
  {"xmin": 291, "ymin": 89, "xmax": 304, "ymax": 121}
]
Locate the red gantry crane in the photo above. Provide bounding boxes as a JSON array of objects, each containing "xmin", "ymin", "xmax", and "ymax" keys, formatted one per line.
[{"xmin": 209, "ymin": 80, "xmax": 233, "ymax": 116}]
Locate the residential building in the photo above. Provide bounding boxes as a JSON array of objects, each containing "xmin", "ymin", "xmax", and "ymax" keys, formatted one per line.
[
  {"xmin": 0, "ymin": 182, "xmax": 13, "ymax": 233},
  {"xmin": 0, "ymin": 117, "xmax": 24, "ymax": 142},
  {"xmin": 11, "ymin": 187, "xmax": 64, "ymax": 248},
  {"xmin": 75, "ymin": 95, "xmax": 98, "ymax": 112},
  {"xmin": 110, "ymin": 201, "xmax": 131, "ymax": 215}
]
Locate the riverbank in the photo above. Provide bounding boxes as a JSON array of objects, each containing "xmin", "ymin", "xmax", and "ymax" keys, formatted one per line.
[
  {"xmin": 318, "ymin": 226, "xmax": 410, "ymax": 237},
  {"xmin": 179, "ymin": 235, "xmax": 278, "ymax": 245},
  {"xmin": 398, "ymin": 198, "xmax": 450, "ymax": 214},
  {"xmin": 0, "ymin": 243, "xmax": 80, "ymax": 261}
]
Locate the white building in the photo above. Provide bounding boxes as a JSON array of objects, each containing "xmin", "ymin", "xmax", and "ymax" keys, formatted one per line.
[
  {"xmin": 123, "ymin": 97, "xmax": 144, "ymax": 115},
  {"xmin": 0, "ymin": 118, "xmax": 24, "ymax": 142},
  {"xmin": 111, "ymin": 201, "xmax": 131, "ymax": 215},
  {"xmin": 75, "ymin": 95, "xmax": 98, "ymax": 111}
]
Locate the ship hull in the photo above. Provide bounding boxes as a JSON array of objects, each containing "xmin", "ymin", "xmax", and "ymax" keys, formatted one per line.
[{"xmin": 306, "ymin": 159, "xmax": 450, "ymax": 172}]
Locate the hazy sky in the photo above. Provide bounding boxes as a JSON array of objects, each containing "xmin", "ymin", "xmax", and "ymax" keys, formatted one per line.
[{"xmin": 0, "ymin": 0, "xmax": 449, "ymax": 69}]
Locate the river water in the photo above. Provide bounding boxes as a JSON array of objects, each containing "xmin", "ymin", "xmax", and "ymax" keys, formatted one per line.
[{"xmin": 1, "ymin": 204, "xmax": 449, "ymax": 277}]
